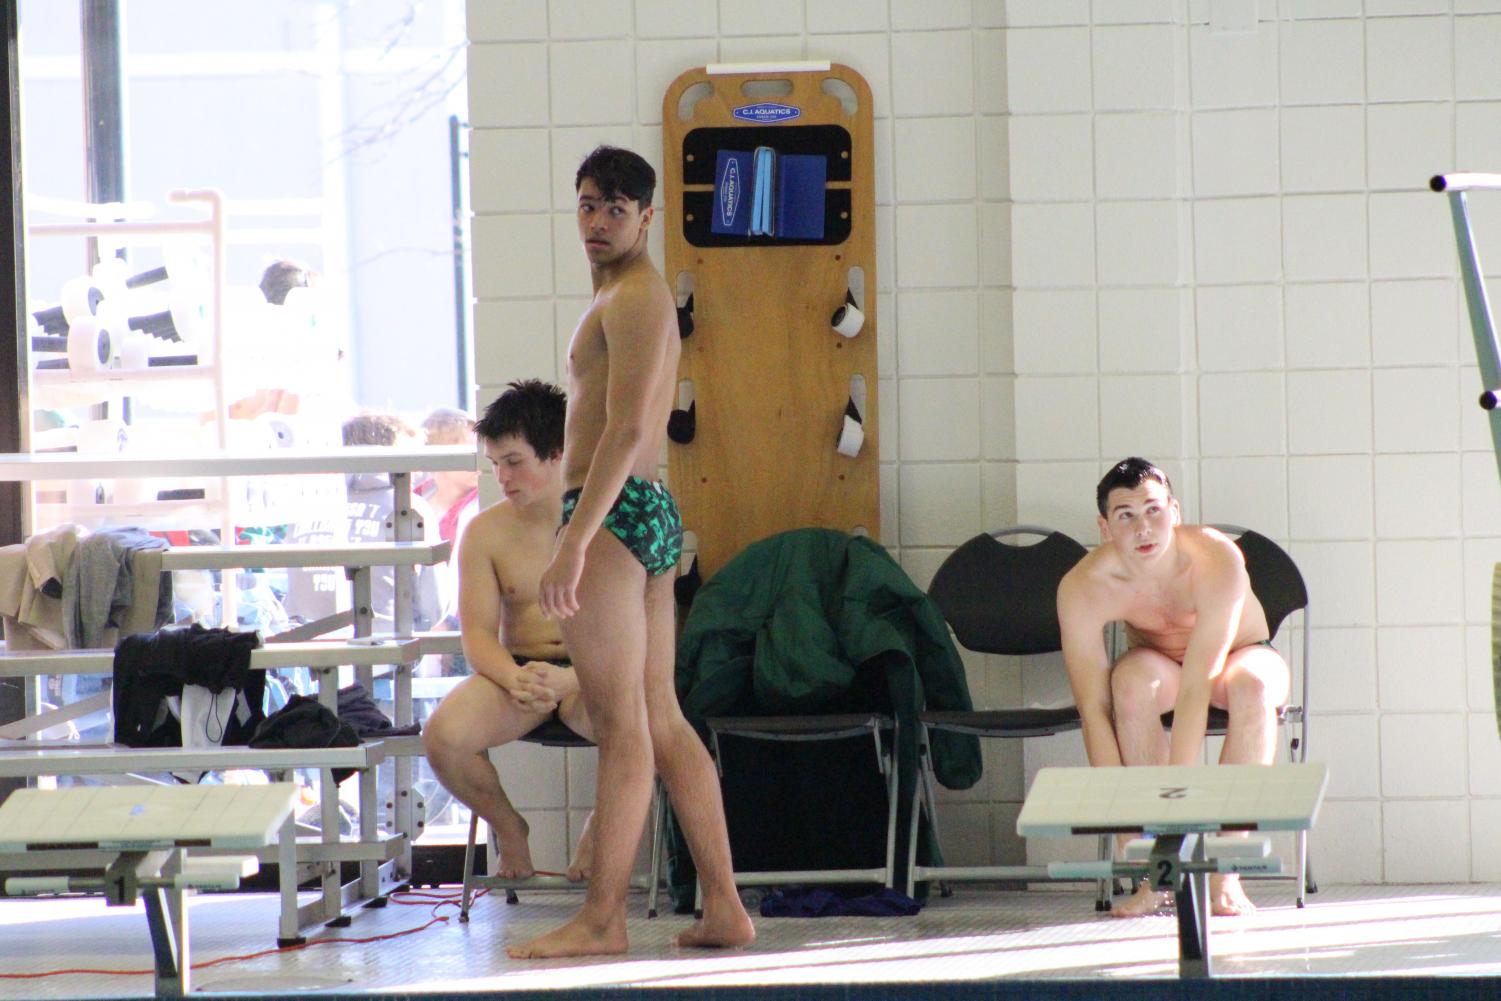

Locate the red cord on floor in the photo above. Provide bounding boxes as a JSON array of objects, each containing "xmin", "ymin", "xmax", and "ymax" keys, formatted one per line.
[{"xmin": 0, "ymin": 887, "xmax": 488, "ymax": 980}]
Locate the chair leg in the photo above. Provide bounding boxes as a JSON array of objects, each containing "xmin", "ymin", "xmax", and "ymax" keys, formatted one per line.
[
  {"xmin": 459, "ymin": 812, "xmax": 479, "ymax": 922},
  {"xmin": 648, "ymin": 777, "xmax": 665, "ymax": 918},
  {"xmin": 905, "ymin": 745, "xmax": 925, "ymax": 899},
  {"xmin": 916, "ymin": 741, "xmax": 951, "ymax": 898},
  {"xmin": 1297, "ymin": 828, "xmax": 1318, "ymax": 907},
  {"xmin": 881, "ymin": 732, "xmax": 899, "ymax": 890},
  {"xmin": 1095, "ymin": 834, "xmax": 1115, "ymax": 912}
]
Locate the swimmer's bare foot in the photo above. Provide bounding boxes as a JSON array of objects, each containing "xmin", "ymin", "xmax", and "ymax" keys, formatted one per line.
[
  {"xmin": 566, "ymin": 812, "xmax": 595, "ymax": 882},
  {"xmin": 1210, "ymin": 874, "xmax": 1255, "ymax": 916},
  {"xmin": 506, "ymin": 913, "xmax": 627, "ymax": 959},
  {"xmin": 1110, "ymin": 879, "xmax": 1172, "ymax": 918},
  {"xmin": 490, "ymin": 809, "xmax": 535, "ymax": 879},
  {"xmin": 673, "ymin": 897, "xmax": 756, "ymax": 948}
]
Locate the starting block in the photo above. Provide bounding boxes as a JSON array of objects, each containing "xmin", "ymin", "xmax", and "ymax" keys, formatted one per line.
[
  {"xmin": 0, "ymin": 783, "xmax": 299, "ymax": 996},
  {"xmin": 1016, "ymin": 763, "xmax": 1328, "ymax": 979}
]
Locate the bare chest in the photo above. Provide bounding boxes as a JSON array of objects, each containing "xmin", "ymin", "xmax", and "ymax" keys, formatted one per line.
[
  {"xmin": 492, "ymin": 526, "xmax": 555, "ymax": 607},
  {"xmin": 567, "ymin": 303, "xmax": 607, "ymax": 387},
  {"xmin": 1119, "ymin": 578, "xmax": 1198, "ymax": 635}
]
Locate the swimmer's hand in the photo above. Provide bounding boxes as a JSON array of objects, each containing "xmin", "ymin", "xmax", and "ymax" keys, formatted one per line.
[
  {"xmin": 539, "ymin": 537, "xmax": 584, "ymax": 620},
  {"xmin": 522, "ymin": 661, "xmax": 578, "ymax": 702},
  {"xmin": 502, "ymin": 664, "xmax": 560, "ymax": 713}
]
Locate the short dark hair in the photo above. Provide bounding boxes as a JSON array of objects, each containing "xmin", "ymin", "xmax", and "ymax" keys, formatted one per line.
[
  {"xmin": 575, "ymin": 145, "xmax": 655, "ymax": 210},
  {"xmin": 259, "ymin": 259, "xmax": 313, "ymax": 305},
  {"xmin": 1096, "ymin": 457, "xmax": 1174, "ymax": 516},
  {"xmin": 473, "ymin": 380, "xmax": 566, "ymax": 460}
]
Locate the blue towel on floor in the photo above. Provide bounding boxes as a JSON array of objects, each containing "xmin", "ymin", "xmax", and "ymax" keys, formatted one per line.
[{"xmin": 759, "ymin": 887, "xmax": 922, "ymax": 918}]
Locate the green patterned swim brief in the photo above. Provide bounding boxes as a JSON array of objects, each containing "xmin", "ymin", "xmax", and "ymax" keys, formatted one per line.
[{"xmin": 561, "ymin": 476, "xmax": 683, "ymax": 577}]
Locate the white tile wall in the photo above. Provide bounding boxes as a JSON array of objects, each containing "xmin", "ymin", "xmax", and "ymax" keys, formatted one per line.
[
  {"xmin": 1376, "ymin": 540, "xmax": 1464, "ymax": 625},
  {"xmin": 1006, "ymin": 28, "xmax": 1092, "ymax": 114},
  {"xmin": 899, "ymin": 379, "xmax": 981, "ymax": 461},
  {"xmin": 1092, "ymin": 25, "xmax": 1181, "ymax": 112},
  {"xmin": 1198, "ymin": 371, "xmax": 1285, "ymax": 455},
  {"xmin": 1280, "ymin": 18, "xmax": 1364, "ymax": 106},
  {"xmin": 1287, "ymin": 370, "xmax": 1371, "ymax": 455},
  {"xmin": 1308, "ymin": 627, "xmax": 1378, "ymax": 714},
  {"xmin": 890, "ymin": 31, "xmax": 974, "ymax": 116},
  {"xmin": 1291, "ymin": 541, "xmax": 1376, "ymax": 626},
  {"xmin": 896, "ymin": 291, "xmax": 981, "ymax": 377},
  {"xmin": 1012, "ymin": 290, "xmax": 1096, "ymax": 374},
  {"xmin": 896, "ymin": 204, "xmax": 980, "ymax": 288},
  {"xmin": 1010, "ymin": 203, "xmax": 1096, "ymax": 288},
  {"xmin": 1096, "ymin": 201, "xmax": 1185, "ymax": 285},
  {"xmin": 1283, "ymin": 282, "xmax": 1371, "ymax": 368},
  {"xmin": 1015, "ymin": 376, "xmax": 1100, "ymax": 460},
  {"xmin": 1309, "ymin": 712, "xmax": 1380, "ymax": 799},
  {"xmin": 1098, "ymin": 374, "xmax": 1184, "ymax": 459},
  {"xmin": 1199, "ymin": 455, "xmax": 1288, "ymax": 536},
  {"xmin": 1310, "ymin": 799, "xmax": 1383, "ymax": 884},
  {"xmin": 1384, "ymin": 799, "xmax": 1470, "ymax": 883},
  {"xmin": 1377, "ymin": 626, "xmax": 1467, "ymax": 713},
  {"xmin": 1095, "ymin": 113, "xmax": 1184, "ymax": 199},
  {"xmin": 894, "ymin": 118, "xmax": 977, "ymax": 202},
  {"xmin": 1282, "ymin": 194, "xmax": 1369, "ymax": 283},
  {"xmin": 1098, "ymin": 288, "xmax": 1190, "ymax": 372},
  {"xmin": 1371, "ymin": 280, "xmax": 1457, "ymax": 367},
  {"xmin": 1193, "ymin": 198, "xmax": 1282, "ymax": 284},
  {"xmin": 1372, "ymin": 367, "xmax": 1459, "ymax": 453},
  {"xmin": 1280, "ymin": 106, "xmax": 1365, "ymax": 194},
  {"xmin": 466, "ymin": 0, "xmax": 1498, "ymax": 890},
  {"xmin": 1187, "ymin": 22, "xmax": 1277, "ymax": 109},
  {"xmin": 1195, "ymin": 284, "xmax": 1282, "ymax": 371},
  {"xmin": 1368, "ymin": 103, "xmax": 1454, "ymax": 192},
  {"xmin": 1287, "ymin": 454, "xmax": 1373, "ymax": 541},
  {"xmin": 1008, "ymin": 116, "xmax": 1094, "ymax": 202},
  {"xmin": 1193, "ymin": 110, "xmax": 1278, "ymax": 197},
  {"xmin": 1366, "ymin": 16, "xmax": 1452, "ymax": 104}
]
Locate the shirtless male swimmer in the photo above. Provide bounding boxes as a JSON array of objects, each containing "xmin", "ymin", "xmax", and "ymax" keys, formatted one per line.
[
  {"xmin": 1057, "ymin": 457, "xmax": 1290, "ymax": 918},
  {"xmin": 422, "ymin": 380, "xmax": 596, "ymax": 881},
  {"xmin": 508, "ymin": 146, "xmax": 754, "ymax": 958}
]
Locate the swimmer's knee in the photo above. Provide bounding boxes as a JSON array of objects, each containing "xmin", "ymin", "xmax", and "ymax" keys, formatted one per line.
[
  {"xmin": 1224, "ymin": 664, "xmax": 1276, "ymax": 709},
  {"xmin": 1111, "ymin": 650, "xmax": 1166, "ymax": 700}
]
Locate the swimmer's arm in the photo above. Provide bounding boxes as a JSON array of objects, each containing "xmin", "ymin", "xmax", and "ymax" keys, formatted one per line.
[
  {"xmin": 1058, "ymin": 574, "xmax": 1124, "ymax": 769},
  {"xmin": 455, "ymin": 524, "xmax": 524, "ymax": 690},
  {"xmin": 1167, "ymin": 553, "xmax": 1246, "ymax": 766},
  {"xmin": 557, "ymin": 283, "xmax": 671, "ymax": 557}
]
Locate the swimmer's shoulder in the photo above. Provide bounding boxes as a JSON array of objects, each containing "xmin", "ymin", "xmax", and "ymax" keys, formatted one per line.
[{"xmin": 1058, "ymin": 544, "xmax": 1121, "ymax": 613}]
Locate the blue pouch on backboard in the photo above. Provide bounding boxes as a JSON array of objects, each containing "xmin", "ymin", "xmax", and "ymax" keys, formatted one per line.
[{"xmin": 712, "ymin": 149, "xmax": 753, "ymax": 236}]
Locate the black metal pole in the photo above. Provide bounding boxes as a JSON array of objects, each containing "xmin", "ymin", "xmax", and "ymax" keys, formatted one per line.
[
  {"xmin": 0, "ymin": 0, "xmax": 22, "ymax": 800},
  {"xmin": 1, "ymin": 0, "xmax": 24, "ymax": 546},
  {"xmin": 80, "ymin": 0, "xmax": 126, "ymax": 421},
  {"xmin": 80, "ymin": 0, "xmax": 125, "ymax": 210}
]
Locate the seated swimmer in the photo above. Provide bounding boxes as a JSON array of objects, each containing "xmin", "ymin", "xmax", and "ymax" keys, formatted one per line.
[
  {"xmin": 1056, "ymin": 457, "xmax": 1290, "ymax": 918},
  {"xmin": 422, "ymin": 380, "xmax": 595, "ymax": 879}
]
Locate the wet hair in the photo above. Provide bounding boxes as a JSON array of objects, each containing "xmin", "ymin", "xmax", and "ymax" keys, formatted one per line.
[
  {"xmin": 422, "ymin": 408, "xmax": 474, "ymax": 446},
  {"xmin": 1096, "ymin": 457, "xmax": 1174, "ymax": 516},
  {"xmin": 575, "ymin": 145, "xmax": 655, "ymax": 210},
  {"xmin": 472, "ymin": 379, "xmax": 566, "ymax": 460},
  {"xmin": 342, "ymin": 412, "xmax": 416, "ymax": 448},
  {"xmin": 259, "ymin": 259, "xmax": 313, "ymax": 305}
]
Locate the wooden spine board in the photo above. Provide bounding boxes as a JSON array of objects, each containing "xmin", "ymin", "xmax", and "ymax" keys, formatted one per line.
[{"xmin": 662, "ymin": 64, "xmax": 879, "ymax": 581}]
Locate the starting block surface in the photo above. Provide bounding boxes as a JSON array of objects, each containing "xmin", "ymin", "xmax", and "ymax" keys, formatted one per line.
[
  {"xmin": 1017, "ymin": 763, "xmax": 1328, "ymax": 838},
  {"xmin": 0, "ymin": 783, "xmax": 299, "ymax": 852}
]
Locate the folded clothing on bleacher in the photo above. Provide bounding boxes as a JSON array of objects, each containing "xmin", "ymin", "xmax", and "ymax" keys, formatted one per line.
[
  {"xmin": 249, "ymin": 695, "xmax": 360, "ymax": 783},
  {"xmin": 112, "ymin": 624, "xmax": 264, "ymax": 748},
  {"xmin": 65, "ymin": 526, "xmax": 174, "ymax": 649},
  {"xmin": 337, "ymin": 683, "xmax": 420, "ymax": 737}
]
